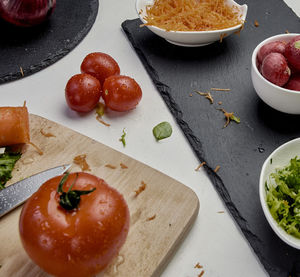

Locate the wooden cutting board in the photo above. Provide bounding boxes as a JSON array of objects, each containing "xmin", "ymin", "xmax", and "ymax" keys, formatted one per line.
[{"xmin": 0, "ymin": 114, "xmax": 199, "ymax": 277}]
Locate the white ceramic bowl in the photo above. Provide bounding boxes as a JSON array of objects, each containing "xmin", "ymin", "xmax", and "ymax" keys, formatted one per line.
[
  {"xmin": 251, "ymin": 33, "xmax": 300, "ymax": 114},
  {"xmin": 259, "ymin": 138, "xmax": 300, "ymax": 249},
  {"xmin": 136, "ymin": 0, "xmax": 247, "ymax": 47}
]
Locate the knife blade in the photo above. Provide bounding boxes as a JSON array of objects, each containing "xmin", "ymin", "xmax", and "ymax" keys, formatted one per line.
[{"xmin": 0, "ymin": 164, "xmax": 71, "ymax": 218}]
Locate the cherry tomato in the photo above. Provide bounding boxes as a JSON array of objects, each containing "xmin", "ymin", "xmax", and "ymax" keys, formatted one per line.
[
  {"xmin": 65, "ymin": 73, "xmax": 101, "ymax": 113},
  {"xmin": 19, "ymin": 172, "xmax": 130, "ymax": 277},
  {"xmin": 102, "ymin": 75, "xmax": 142, "ymax": 112},
  {"xmin": 81, "ymin": 52, "xmax": 120, "ymax": 85}
]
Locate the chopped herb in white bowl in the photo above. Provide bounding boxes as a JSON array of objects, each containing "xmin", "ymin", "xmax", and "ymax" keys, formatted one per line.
[
  {"xmin": 259, "ymin": 138, "xmax": 300, "ymax": 249},
  {"xmin": 266, "ymin": 156, "xmax": 300, "ymax": 238}
]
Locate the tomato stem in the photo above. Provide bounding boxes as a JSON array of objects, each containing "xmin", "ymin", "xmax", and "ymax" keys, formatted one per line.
[
  {"xmin": 68, "ymin": 173, "xmax": 77, "ymax": 192},
  {"xmin": 57, "ymin": 172, "xmax": 96, "ymax": 210}
]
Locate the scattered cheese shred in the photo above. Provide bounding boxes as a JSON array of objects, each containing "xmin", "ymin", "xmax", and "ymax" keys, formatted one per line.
[
  {"xmin": 40, "ymin": 129, "xmax": 56, "ymax": 138},
  {"xmin": 135, "ymin": 181, "xmax": 147, "ymax": 197},
  {"xmin": 210, "ymin": 88, "xmax": 231, "ymax": 91},
  {"xmin": 194, "ymin": 263, "xmax": 203, "ymax": 269},
  {"xmin": 234, "ymin": 22, "xmax": 244, "ymax": 35},
  {"xmin": 146, "ymin": 214, "xmax": 156, "ymax": 221},
  {"xmin": 214, "ymin": 165, "xmax": 220, "ymax": 172},
  {"xmin": 195, "ymin": 162, "xmax": 206, "ymax": 171},
  {"xmin": 120, "ymin": 163, "xmax": 128, "ymax": 169},
  {"xmin": 29, "ymin": 142, "xmax": 43, "ymax": 155},
  {"xmin": 196, "ymin": 91, "xmax": 214, "ymax": 104},
  {"xmin": 73, "ymin": 154, "xmax": 91, "ymax": 171},
  {"xmin": 105, "ymin": 164, "xmax": 117, "ymax": 169},
  {"xmin": 142, "ymin": 0, "xmax": 243, "ymax": 31},
  {"xmin": 219, "ymin": 33, "xmax": 227, "ymax": 42},
  {"xmin": 20, "ymin": 67, "xmax": 24, "ymax": 77},
  {"xmin": 198, "ymin": 270, "xmax": 205, "ymax": 277},
  {"xmin": 96, "ymin": 115, "xmax": 110, "ymax": 127}
]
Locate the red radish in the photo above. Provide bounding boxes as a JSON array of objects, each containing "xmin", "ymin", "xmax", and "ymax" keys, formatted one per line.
[
  {"xmin": 285, "ymin": 35, "xmax": 300, "ymax": 71},
  {"xmin": 261, "ymin": 53, "xmax": 291, "ymax": 87},
  {"xmin": 257, "ymin": 41, "xmax": 286, "ymax": 64},
  {"xmin": 284, "ymin": 74, "xmax": 300, "ymax": 91}
]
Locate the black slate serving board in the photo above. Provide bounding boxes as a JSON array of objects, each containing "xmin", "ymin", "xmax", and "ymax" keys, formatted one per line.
[
  {"xmin": 122, "ymin": 0, "xmax": 300, "ymax": 276},
  {"xmin": 0, "ymin": 0, "xmax": 98, "ymax": 84}
]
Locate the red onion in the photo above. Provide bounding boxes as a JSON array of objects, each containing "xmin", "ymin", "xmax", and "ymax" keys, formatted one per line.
[{"xmin": 0, "ymin": 0, "xmax": 56, "ymax": 27}]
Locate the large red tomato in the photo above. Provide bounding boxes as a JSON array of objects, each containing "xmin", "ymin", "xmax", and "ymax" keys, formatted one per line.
[
  {"xmin": 102, "ymin": 75, "xmax": 142, "ymax": 112},
  {"xmin": 65, "ymin": 73, "xmax": 101, "ymax": 113},
  {"xmin": 81, "ymin": 52, "xmax": 120, "ymax": 85},
  {"xmin": 19, "ymin": 172, "xmax": 130, "ymax": 277}
]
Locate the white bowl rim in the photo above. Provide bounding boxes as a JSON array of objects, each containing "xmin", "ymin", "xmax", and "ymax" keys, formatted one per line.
[
  {"xmin": 259, "ymin": 137, "xmax": 300, "ymax": 249},
  {"xmin": 252, "ymin": 33, "xmax": 300, "ymax": 95},
  {"xmin": 136, "ymin": 0, "xmax": 247, "ymax": 35}
]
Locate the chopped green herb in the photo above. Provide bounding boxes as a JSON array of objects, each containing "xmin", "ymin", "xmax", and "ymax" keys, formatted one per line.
[
  {"xmin": 218, "ymin": 108, "xmax": 240, "ymax": 128},
  {"xmin": 153, "ymin": 122, "xmax": 172, "ymax": 141},
  {"xmin": 119, "ymin": 129, "xmax": 126, "ymax": 147},
  {"xmin": 95, "ymin": 102, "xmax": 105, "ymax": 117},
  {"xmin": 57, "ymin": 173, "xmax": 96, "ymax": 210},
  {"xmin": 230, "ymin": 114, "xmax": 240, "ymax": 124},
  {"xmin": 265, "ymin": 156, "xmax": 300, "ymax": 238},
  {"xmin": 270, "ymin": 158, "xmax": 273, "ymax": 164},
  {"xmin": 265, "ymin": 181, "xmax": 269, "ymax": 192},
  {"xmin": 0, "ymin": 151, "xmax": 21, "ymax": 190}
]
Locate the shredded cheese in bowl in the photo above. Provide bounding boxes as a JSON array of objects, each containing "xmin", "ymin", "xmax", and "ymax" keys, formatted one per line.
[
  {"xmin": 136, "ymin": 0, "xmax": 247, "ymax": 47},
  {"xmin": 143, "ymin": 0, "xmax": 244, "ymax": 32}
]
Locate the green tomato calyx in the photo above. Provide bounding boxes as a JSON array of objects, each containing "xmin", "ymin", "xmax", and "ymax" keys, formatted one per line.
[{"xmin": 57, "ymin": 173, "xmax": 96, "ymax": 210}]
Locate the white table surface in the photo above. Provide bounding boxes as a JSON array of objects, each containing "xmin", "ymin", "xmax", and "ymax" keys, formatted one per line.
[{"xmin": 1, "ymin": 1, "xmax": 299, "ymax": 276}]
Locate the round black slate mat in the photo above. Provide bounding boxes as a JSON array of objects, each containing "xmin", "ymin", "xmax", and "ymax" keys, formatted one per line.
[{"xmin": 0, "ymin": 0, "xmax": 98, "ymax": 84}]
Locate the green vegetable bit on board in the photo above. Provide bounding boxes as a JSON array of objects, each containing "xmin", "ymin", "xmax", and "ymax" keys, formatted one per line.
[
  {"xmin": 0, "ymin": 151, "xmax": 22, "ymax": 190},
  {"xmin": 95, "ymin": 102, "xmax": 105, "ymax": 117},
  {"xmin": 153, "ymin": 122, "xmax": 172, "ymax": 141},
  {"xmin": 266, "ymin": 156, "xmax": 300, "ymax": 238},
  {"xmin": 119, "ymin": 129, "xmax": 126, "ymax": 147}
]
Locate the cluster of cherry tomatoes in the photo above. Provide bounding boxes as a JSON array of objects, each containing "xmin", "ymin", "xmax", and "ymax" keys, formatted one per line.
[{"xmin": 65, "ymin": 52, "xmax": 142, "ymax": 112}]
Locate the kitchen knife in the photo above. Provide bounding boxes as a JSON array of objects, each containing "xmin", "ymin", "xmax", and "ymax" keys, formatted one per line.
[{"xmin": 0, "ymin": 164, "xmax": 71, "ymax": 218}]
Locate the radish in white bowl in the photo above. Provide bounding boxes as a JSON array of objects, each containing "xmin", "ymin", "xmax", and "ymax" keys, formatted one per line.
[{"xmin": 251, "ymin": 33, "xmax": 300, "ymax": 114}]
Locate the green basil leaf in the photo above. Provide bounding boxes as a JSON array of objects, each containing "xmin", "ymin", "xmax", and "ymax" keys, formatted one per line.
[{"xmin": 153, "ymin": 122, "xmax": 172, "ymax": 141}]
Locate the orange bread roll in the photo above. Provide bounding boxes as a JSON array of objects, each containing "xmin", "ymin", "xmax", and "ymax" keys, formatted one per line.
[{"xmin": 0, "ymin": 106, "xmax": 30, "ymax": 147}]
